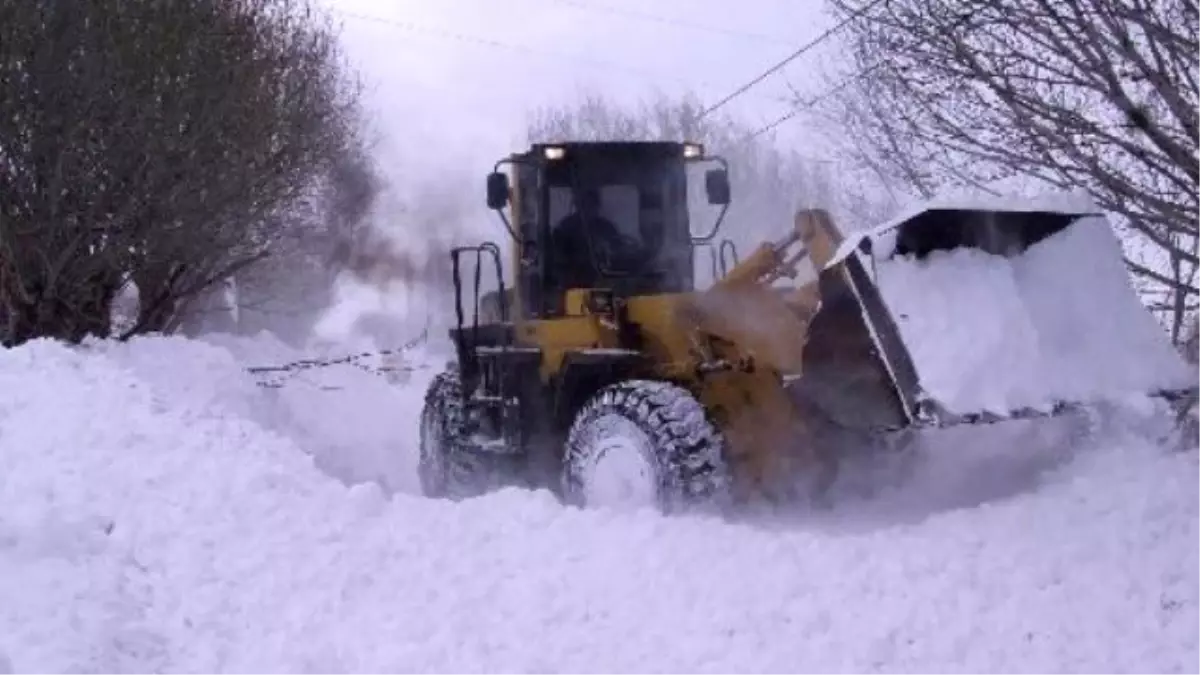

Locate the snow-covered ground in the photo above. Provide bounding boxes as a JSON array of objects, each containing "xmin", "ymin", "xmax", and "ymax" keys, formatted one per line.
[{"xmin": 0, "ymin": 332, "xmax": 1196, "ymax": 673}]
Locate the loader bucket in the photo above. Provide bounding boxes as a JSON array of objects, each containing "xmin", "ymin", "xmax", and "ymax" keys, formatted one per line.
[
  {"xmin": 818, "ymin": 198, "xmax": 1196, "ymax": 429},
  {"xmin": 788, "ymin": 258, "xmax": 919, "ymax": 434}
]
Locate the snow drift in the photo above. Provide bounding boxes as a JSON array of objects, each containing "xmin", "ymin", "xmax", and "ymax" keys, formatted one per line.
[{"xmin": 0, "ymin": 334, "xmax": 1196, "ymax": 673}]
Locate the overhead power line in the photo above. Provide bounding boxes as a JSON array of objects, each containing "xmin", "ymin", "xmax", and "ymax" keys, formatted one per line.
[
  {"xmin": 742, "ymin": 61, "xmax": 885, "ymax": 143},
  {"xmin": 695, "ymin": 0, "xmax": 888, "ymax": 121},
  {"xmin": 336, "ymin": 10, "xmax": 673, "ymax": 82},
  {"xmin": 742, "ymin": 0, "xmax": 966, "ymax": 144},
  {"xmin": 545, "ymin": 0, "xmax": 797, "ymax": 46},
  {"xmin": 333, "ymin": 9, "xmax": 791, "ymax": 103}
]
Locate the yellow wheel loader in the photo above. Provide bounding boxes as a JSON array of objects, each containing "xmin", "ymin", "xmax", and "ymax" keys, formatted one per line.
[{"xmin": 418, "ymin": 140, "xmax": 1197, "ymax": 513}]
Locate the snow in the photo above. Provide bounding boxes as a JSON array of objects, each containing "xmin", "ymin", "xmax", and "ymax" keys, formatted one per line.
[
  {"xmin": 0, "ymin": 334, "xmax": 1197, "ymax": 673},
  {"xmin": 200, "ymin": 331, "xmax": 432, "ymax": 494},
  {"xmin": 872, "ymin": 216, "xmax": 1193, "ymax": 415}
]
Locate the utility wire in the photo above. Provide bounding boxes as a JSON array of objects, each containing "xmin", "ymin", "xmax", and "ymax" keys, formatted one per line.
[
  {"xmin": 545, "ymin": 0, "xmax": 797, "ymax": 46},
  {"xmin": 695, "ymin": 0, "xmax": 888, "ymax": 121},
  {"xmin": 742, "ymin": 61, "xmax": 884, "ymax": 143},
  {"xmin": 743, "ymin": 0, "xmax": 956, "ymax": 144},
  {"xmin": 334, "ymin": 9, "xmax": 791, "ymax": 102},
  {"xmin": 336, "ymin": 10, "xmax": 672, "ymax": 81},
  {"xmin": 334, "ymin": 4, "xmax": 879, "ymax": 144}
]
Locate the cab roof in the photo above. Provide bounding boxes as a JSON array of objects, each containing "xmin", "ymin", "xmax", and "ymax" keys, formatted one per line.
[{"xmin": 524, "ymin": 140, "xmax": 694, "ymax": 161}]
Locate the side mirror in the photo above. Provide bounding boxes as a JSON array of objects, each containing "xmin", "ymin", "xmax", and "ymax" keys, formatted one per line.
[
  {"xmin": 705, "ymin": 168, "xmax": 731, "ymax": 206},
  {"xmin": 486, "ymin": 171, "xmax": 510, "ymax": 210}
]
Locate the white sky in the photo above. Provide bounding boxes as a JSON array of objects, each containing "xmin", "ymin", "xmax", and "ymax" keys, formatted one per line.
[{"xmin": 319, "ymin": 0, "xmax": 846, "ymax": 174}]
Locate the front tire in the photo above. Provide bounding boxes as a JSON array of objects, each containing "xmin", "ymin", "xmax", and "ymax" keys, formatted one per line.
[{"xmin": 562, "ymin": 380, "xmax": 731, "ymax": 514}]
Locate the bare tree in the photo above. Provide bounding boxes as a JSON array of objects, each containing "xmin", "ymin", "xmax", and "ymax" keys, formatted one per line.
[
  {"xmin": 822, "ymin": 0, "xmax": 1199, "ymax": 341},
  {"xmin": 180, "ymin": 134, "xmax": 387, "ymax": 341},
  {"xmin": 0, "ymin": 0, "xmax": 366, "ymax": 346}
]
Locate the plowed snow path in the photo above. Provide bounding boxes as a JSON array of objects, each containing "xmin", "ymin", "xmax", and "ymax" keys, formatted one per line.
[{"xmin": 0, "ymin": 336, "xmax": 1196, "ymax": 673}]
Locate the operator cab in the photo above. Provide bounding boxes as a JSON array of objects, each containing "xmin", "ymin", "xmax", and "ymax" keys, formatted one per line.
[{"xmin": 486, "ymin": 141, "xmax": 730, "ymax": 318}]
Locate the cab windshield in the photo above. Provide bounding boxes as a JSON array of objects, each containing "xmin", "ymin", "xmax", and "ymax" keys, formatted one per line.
[{"xmin": 543, "ymin": 156, "xmax": 691, "ymax": 291}]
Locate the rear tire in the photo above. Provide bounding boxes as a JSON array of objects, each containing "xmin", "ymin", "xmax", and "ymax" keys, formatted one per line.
[
  {"xmin": 562, "ymin": 380, "xmax": 731, "ymax": 514},
  {"xmin": 418, "ymin": 369, "xmax": 493, "ymax": 499}
]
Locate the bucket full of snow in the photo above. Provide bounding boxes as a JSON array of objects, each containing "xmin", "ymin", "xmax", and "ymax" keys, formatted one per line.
[{"xmin": 839, "ymin": 199, "xmax": 1195, "ymax": 420}]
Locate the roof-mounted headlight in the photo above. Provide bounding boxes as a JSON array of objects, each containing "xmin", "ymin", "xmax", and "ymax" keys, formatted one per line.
[
  {"xmin": 683, "ymin": 142, "xmax": 704, "ymax": 159},
  {"xmin": 543, "ymin": 145, "xmax": 566, "ymax": 160}
]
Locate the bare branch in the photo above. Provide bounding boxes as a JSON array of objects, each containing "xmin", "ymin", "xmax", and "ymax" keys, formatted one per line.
[
  {"xmin": 0, "ymin": 0, "xmax": 369, "ymax": 344},
  {"xmin": 821, "ymin": 0, "xmax": 1198, "ymax": 341}
]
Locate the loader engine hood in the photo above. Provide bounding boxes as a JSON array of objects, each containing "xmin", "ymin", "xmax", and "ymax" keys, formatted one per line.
[{"xmin": 835, "ymin": 196, "xmax": 1194, "ymax": 421}]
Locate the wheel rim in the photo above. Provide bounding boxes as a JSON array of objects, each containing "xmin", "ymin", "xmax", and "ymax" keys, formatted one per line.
[{"xmin": 579, "ymin": 415, "xmax": 660, "ymax": 511}]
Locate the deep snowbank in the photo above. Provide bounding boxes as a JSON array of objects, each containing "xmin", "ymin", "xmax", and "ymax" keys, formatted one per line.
[
  {"xmin": 0, "ymin": 335, "xmax": 1196, "ymax": 673},
  {"xmin": 874, "ymin": 216, "xmax": 1193, "ymax": 415},
  {"xmin": 102, "ymin": 330, "xmax": 434, "ymax": 494}
]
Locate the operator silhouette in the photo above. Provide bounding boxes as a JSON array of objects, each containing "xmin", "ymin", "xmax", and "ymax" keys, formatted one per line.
[{"xmin": 553, "ymin": 187, "xmax": 629, "ymax": 287}]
